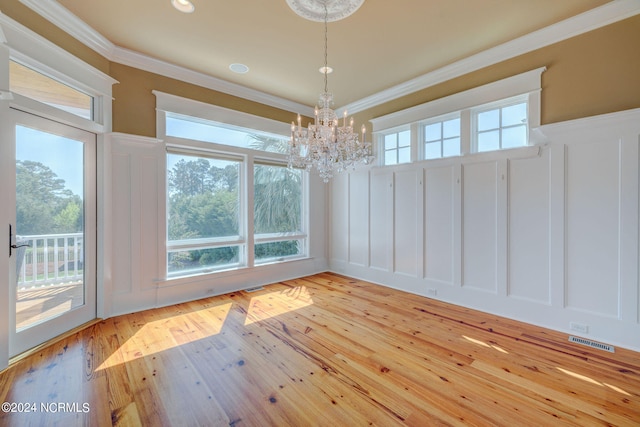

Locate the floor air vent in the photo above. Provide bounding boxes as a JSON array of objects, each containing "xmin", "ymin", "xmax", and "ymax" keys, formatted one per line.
[
  {"xmin": 569, "ymin": 336, "xmax": 615, "ymax": 353},
  {"xmin": 244, "ymin": 286, "xmax": 265, "ymax": 293}
]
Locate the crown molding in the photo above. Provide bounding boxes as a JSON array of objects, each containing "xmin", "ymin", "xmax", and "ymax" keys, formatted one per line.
[
  {"xmin": 112, "ymin": 46, "xmax": 314, "ymax": 116},
  {"xmin": 342, "ymin": 0, "xmax": 640, "ymax": 114},
  {"xmin": 19, "ymin": 0, "xmax": 640, "ymax": 116},
  {"xmin": 19, "ymin": 0, "xmax": 115, "ymax": 57},
  {"xmin": 18, "ymin": 0, "xmax": 314, "ymax": 116}
]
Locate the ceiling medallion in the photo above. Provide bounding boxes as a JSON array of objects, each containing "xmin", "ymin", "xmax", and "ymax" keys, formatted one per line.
[{"xmin": 286, "ymin": 0, "xmax": 365, "ymax": 22}]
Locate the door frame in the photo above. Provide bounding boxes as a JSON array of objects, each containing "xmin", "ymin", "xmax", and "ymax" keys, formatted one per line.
[{"xmin": 8, "ymin": 108, "xmax": 98, "ymax": 357}]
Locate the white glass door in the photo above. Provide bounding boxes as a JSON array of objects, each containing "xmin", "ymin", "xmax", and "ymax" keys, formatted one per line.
[{"xmin": 9, "ymin": 108, "xmax": 96, "ymax": 356}]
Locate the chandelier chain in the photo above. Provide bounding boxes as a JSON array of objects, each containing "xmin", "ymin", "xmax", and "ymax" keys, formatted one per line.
[{"xmin": 323, "ymin": 1, "xmax": 328, "ymax": 93}]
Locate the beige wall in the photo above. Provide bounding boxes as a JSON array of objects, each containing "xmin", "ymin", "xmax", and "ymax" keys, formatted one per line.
[
  {"xmin": 3, "ymin": 0, "xmax": 639, "ymax": 135},
  {"xmin": 354, "ymin": 14, "xmax": 640, "ymax": 127},
  {"xmin": 110, "ymin": 63, "xmax": 297, "ymax": 137}
]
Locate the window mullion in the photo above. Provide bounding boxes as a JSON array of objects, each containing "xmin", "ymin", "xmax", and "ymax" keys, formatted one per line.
[
  {"xmin": 246, "ymin": 154, "xmax": 255, "ymax": 268},
  {"xmin": 460, "ymin": 109, "xmax": 472, "ymax": 155}
]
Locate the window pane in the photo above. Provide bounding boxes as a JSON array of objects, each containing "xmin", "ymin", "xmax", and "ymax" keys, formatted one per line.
[
  {"xmin": 255, "ymin": 240, "xmax": 302, "ymax": 262},
  {"xmin": 477, "ymin": 130, "xmax": 500, "ymax": 152},
  {"xmin": 398, "ymin": 130, "xmax": 411, "ymax": 147},
  {"xmin": 398, "ymin": 147, "xmax": 411, "ymax": 163},
  {"xmin": 167, "ymin": 114, "xmax": 288, "ymax": 153},
  {"xmin": 384, "ymin": 134, "xmax": 397, "ymax": 150},
  {"xmin": 10, "ymin": 61, "xmax": 93, "ymax": 120},
  {"xmin": 424, "ymin": 142, "xmax": 441, "ymax": 159},
  {"xmin": 385, "ymin": 149, "xmax": 397, "ymax": 165},
  {"xmin": 502, "ymin": 125, "xmax": 527, "ymax": 149},
  {"xmin": 167, "ymin": 154, "xmax": 240, "ymax": 240},
  {"xmin": 502, "ymin": 103, "xmax": 527, "ymax": 127},
  {"xmin": 168, "ymin": 247, "xmax": 239, "ymax": 275},
  {"xmin": 254, "ymin": 164, "xmax": 302, "ymax": 234},
  {"xmin": 425, "ymin": 123, "xmax": 441, "ymax": 142},
  {"xmin": 478, "ymin": 109, "xmax": 499, "ymax": 131},
  {"xmin": 443, "ymin": 137, "xmax": 460, "ymax": 157},
  {"xmin": 443, "ymin": 118, "xmax": 460, "ymax": 138}
]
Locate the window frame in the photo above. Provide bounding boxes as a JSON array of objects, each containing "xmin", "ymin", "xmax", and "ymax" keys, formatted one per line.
[
  {"xmin": 370, "ymin": 67, "xmax": 545, "ymax": 164},
  {"xmin": 155, "ymin": 92, "xmax": 309, "ymax": 279},
  {"xmin": 471, "ymin": 95, "xmax": 529, "ymax": 153},
  {"xmin": 165, "ymin": 148, "xmax": 246, "ymax": 277},
  {"xmin": 419, "ymin": 112, "xmax": 462, "ymax": 160},
  {"xmin": 380, "ymin": 126, "xmax": 411, "ymax": 165}
]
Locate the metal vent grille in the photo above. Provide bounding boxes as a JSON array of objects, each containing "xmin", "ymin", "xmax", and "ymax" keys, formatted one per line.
[
  {"xmin": 244, "ymin": 286, "xmax": 265, "ymax": 293},
  {"xmin": 569, "ymin": 336, "xmax": 615, "ymax": 353}
]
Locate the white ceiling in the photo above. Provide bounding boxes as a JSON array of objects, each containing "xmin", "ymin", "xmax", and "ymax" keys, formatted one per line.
[{"xmin": 47, "ymin": 0, "xmax": 612, "ymax": 109}]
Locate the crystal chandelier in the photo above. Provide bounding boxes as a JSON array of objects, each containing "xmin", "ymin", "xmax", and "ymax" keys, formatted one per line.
[{"xmin": 288, "ymin": 0, "xmax": 374, "ymax": 183}]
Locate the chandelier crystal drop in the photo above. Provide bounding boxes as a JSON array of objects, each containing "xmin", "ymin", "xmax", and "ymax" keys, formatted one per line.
[{"xmin": 288, "ymin": 0, "xmax": 374, "ymax": 183}]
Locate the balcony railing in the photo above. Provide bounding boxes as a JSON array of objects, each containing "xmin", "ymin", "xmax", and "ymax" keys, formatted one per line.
[{"xmin": 16, "ymin": 233, "xmax": 83, "ymax": 289}]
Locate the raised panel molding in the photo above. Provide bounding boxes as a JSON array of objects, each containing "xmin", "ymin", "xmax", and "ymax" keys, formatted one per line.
[
  {"xmin": 369, "ymin": 170, "xmax": 392, "ymax": 272},
  {"xmin": 565, "ymin": 139, "xmax": 620, "ymax": 317},
  {"xmin": 508, "ymin": 150, "xmax": 551, "ymax": 304},
  {"xmin": 462, "ymin": 161, "xmax": 499, "ymax": 293},
  {"xmin": 393, "ymin": 169, "xmax": 421, "ymax": 277},
  {"xmin": 424, "ymin": 165, "xmax": 455, "ymax": 284},
  {"xmin": 348, "ymin": 172, "xmax": 369, "ymax": 267}
]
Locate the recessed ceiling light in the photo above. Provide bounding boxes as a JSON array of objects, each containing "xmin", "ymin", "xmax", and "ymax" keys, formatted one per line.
[
  {"xmin": 319, "ymin": 66, "xmax": 333, "ymax": 74},
  {"xmin": 229, "ymin": 63, "xmax": 249, "ymax": 74},
  {"xmin": 171, "ymin": 0, "xmax": 195, "ymax": 13}
]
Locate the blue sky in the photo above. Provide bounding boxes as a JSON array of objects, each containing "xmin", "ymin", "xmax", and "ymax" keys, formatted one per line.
[{"xmin": 16, "ymin": 125, "xmax": 84, "ymax": 197}]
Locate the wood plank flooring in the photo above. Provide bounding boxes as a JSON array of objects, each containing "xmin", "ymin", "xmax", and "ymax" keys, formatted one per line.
[{"xmin": 1, "ymin": 272, "xmax": 638, "ymax": 426}]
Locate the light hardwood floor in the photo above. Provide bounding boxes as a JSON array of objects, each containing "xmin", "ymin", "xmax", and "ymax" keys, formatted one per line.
[{"xmin": 1, "ymin": 272, "xmax": 638, "ymax": 426}]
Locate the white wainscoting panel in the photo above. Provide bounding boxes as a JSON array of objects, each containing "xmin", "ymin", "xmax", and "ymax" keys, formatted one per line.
[
  {"xmin": 111, "ymin": 152, "xmax": 133, "ymax": 295},
  {"xmin": 330, "ymin": 172, "xmax": 349, "ymax": 264},
  {"xmin": 394, "ymin": 169, "xmax": 421, "ymax": 277},
  {"xmin": 462, "ymin": 161, "xmax": 499, "ymax": 293},
  {"xmin": 110, "ymin": 134, "xmax": 163, "ymax": 315},
  {"xmin": 348, "ymin": 171, "xmax": 369, "ymax": 267},
  {"xmin": 424, "ymin": 165, "xmax": 456, "ymax": 285},
  {"xmin": 565, "ymin": 139, "xmax": 620, "ymax": 317},
  {"xmin": 369, "ymin": 170, "xmax": 392, "ymax": 272},
  {"xmin": 508, "ymin": 150, "xmax": 550, "ymax": 304}
]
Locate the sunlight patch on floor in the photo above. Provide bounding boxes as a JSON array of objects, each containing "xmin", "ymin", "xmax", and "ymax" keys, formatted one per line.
[
  {"xmin": 245, "ymin": 286, "xmax": 313, "ymax": 325},
  {"xmin": 96, "ymin": 302, "xmax": 233, "ymax": 371},
  {"xmin": 462, "ymin": 335, "xmax": 509, "ymax": 354},
  {"xmin": 556, "ymin": 367, "xmax": 631, "ymax": 395}
]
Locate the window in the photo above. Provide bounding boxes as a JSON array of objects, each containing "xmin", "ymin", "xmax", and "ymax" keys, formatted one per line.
[
  {"xmin": 254, "ymin": 162, "xmax": 304, "ymax": 264},
  {"xmin": 474, "ymin": 100, "xmax": 527, "ymax": 152},
  {"xmin": 158, "ymin": 98, "xmax": 308, "ymax": 278},
  {"xmin": 371, "ymin": 67, "xmax": 545, "ymax": 163},
  {"xmin": 9, "ymin": 60, "xmax": 93, "ymax": 120},
  {"xmin": 383, "ymin": 129, "xmax": 411, "ymax": 165},
  {"xmin": 166, "ymin": 152, "xmax": 243, "ymax": 276},
  {"xmin": 166, "ymin": 113, "xmax": 289, "ymax": 154},
  {"xmin": 423, "ymin": 116, "xmax": 460, "ymax": 159}
]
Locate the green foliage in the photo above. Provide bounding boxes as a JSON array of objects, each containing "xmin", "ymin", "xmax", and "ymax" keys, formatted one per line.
[
  {"xmin": 16, "ymin": 160, "xmax": 82, "ymax": 235},
  {"xmin": 255, "ymin": 240, "xmax": 300, "ymax": 260},
  {"xmin": 167, "ymin": 134, "xmax": 303, "ymax": 272}
]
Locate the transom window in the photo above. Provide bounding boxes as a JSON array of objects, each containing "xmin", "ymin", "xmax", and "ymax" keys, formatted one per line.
[
  {"xmin": 474, "ymin": 101, "xmax": 527, "ymax": 152},
  {"xmin": 9, "ymin": 60, "xmax": 93, "ymax": 120},
  {"xmin": 371, "ymin": 68, "xmax": 545, "ymax": 164},
  {"xmin": 383, "ymin": 129, "xmax": 411, "ymax": 165},
  {"xmin": 166, "ymin": 113, "xmax": 289, "ymax": 154},
  {"xmin": 423, "ymin": 116, "xmax": 461, "ymax": 159}
]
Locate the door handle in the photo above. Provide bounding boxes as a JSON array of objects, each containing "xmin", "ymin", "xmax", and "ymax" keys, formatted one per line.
[{"xmin": 8, "ymin": 224, "xmax": 31, "ymax": 257}]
